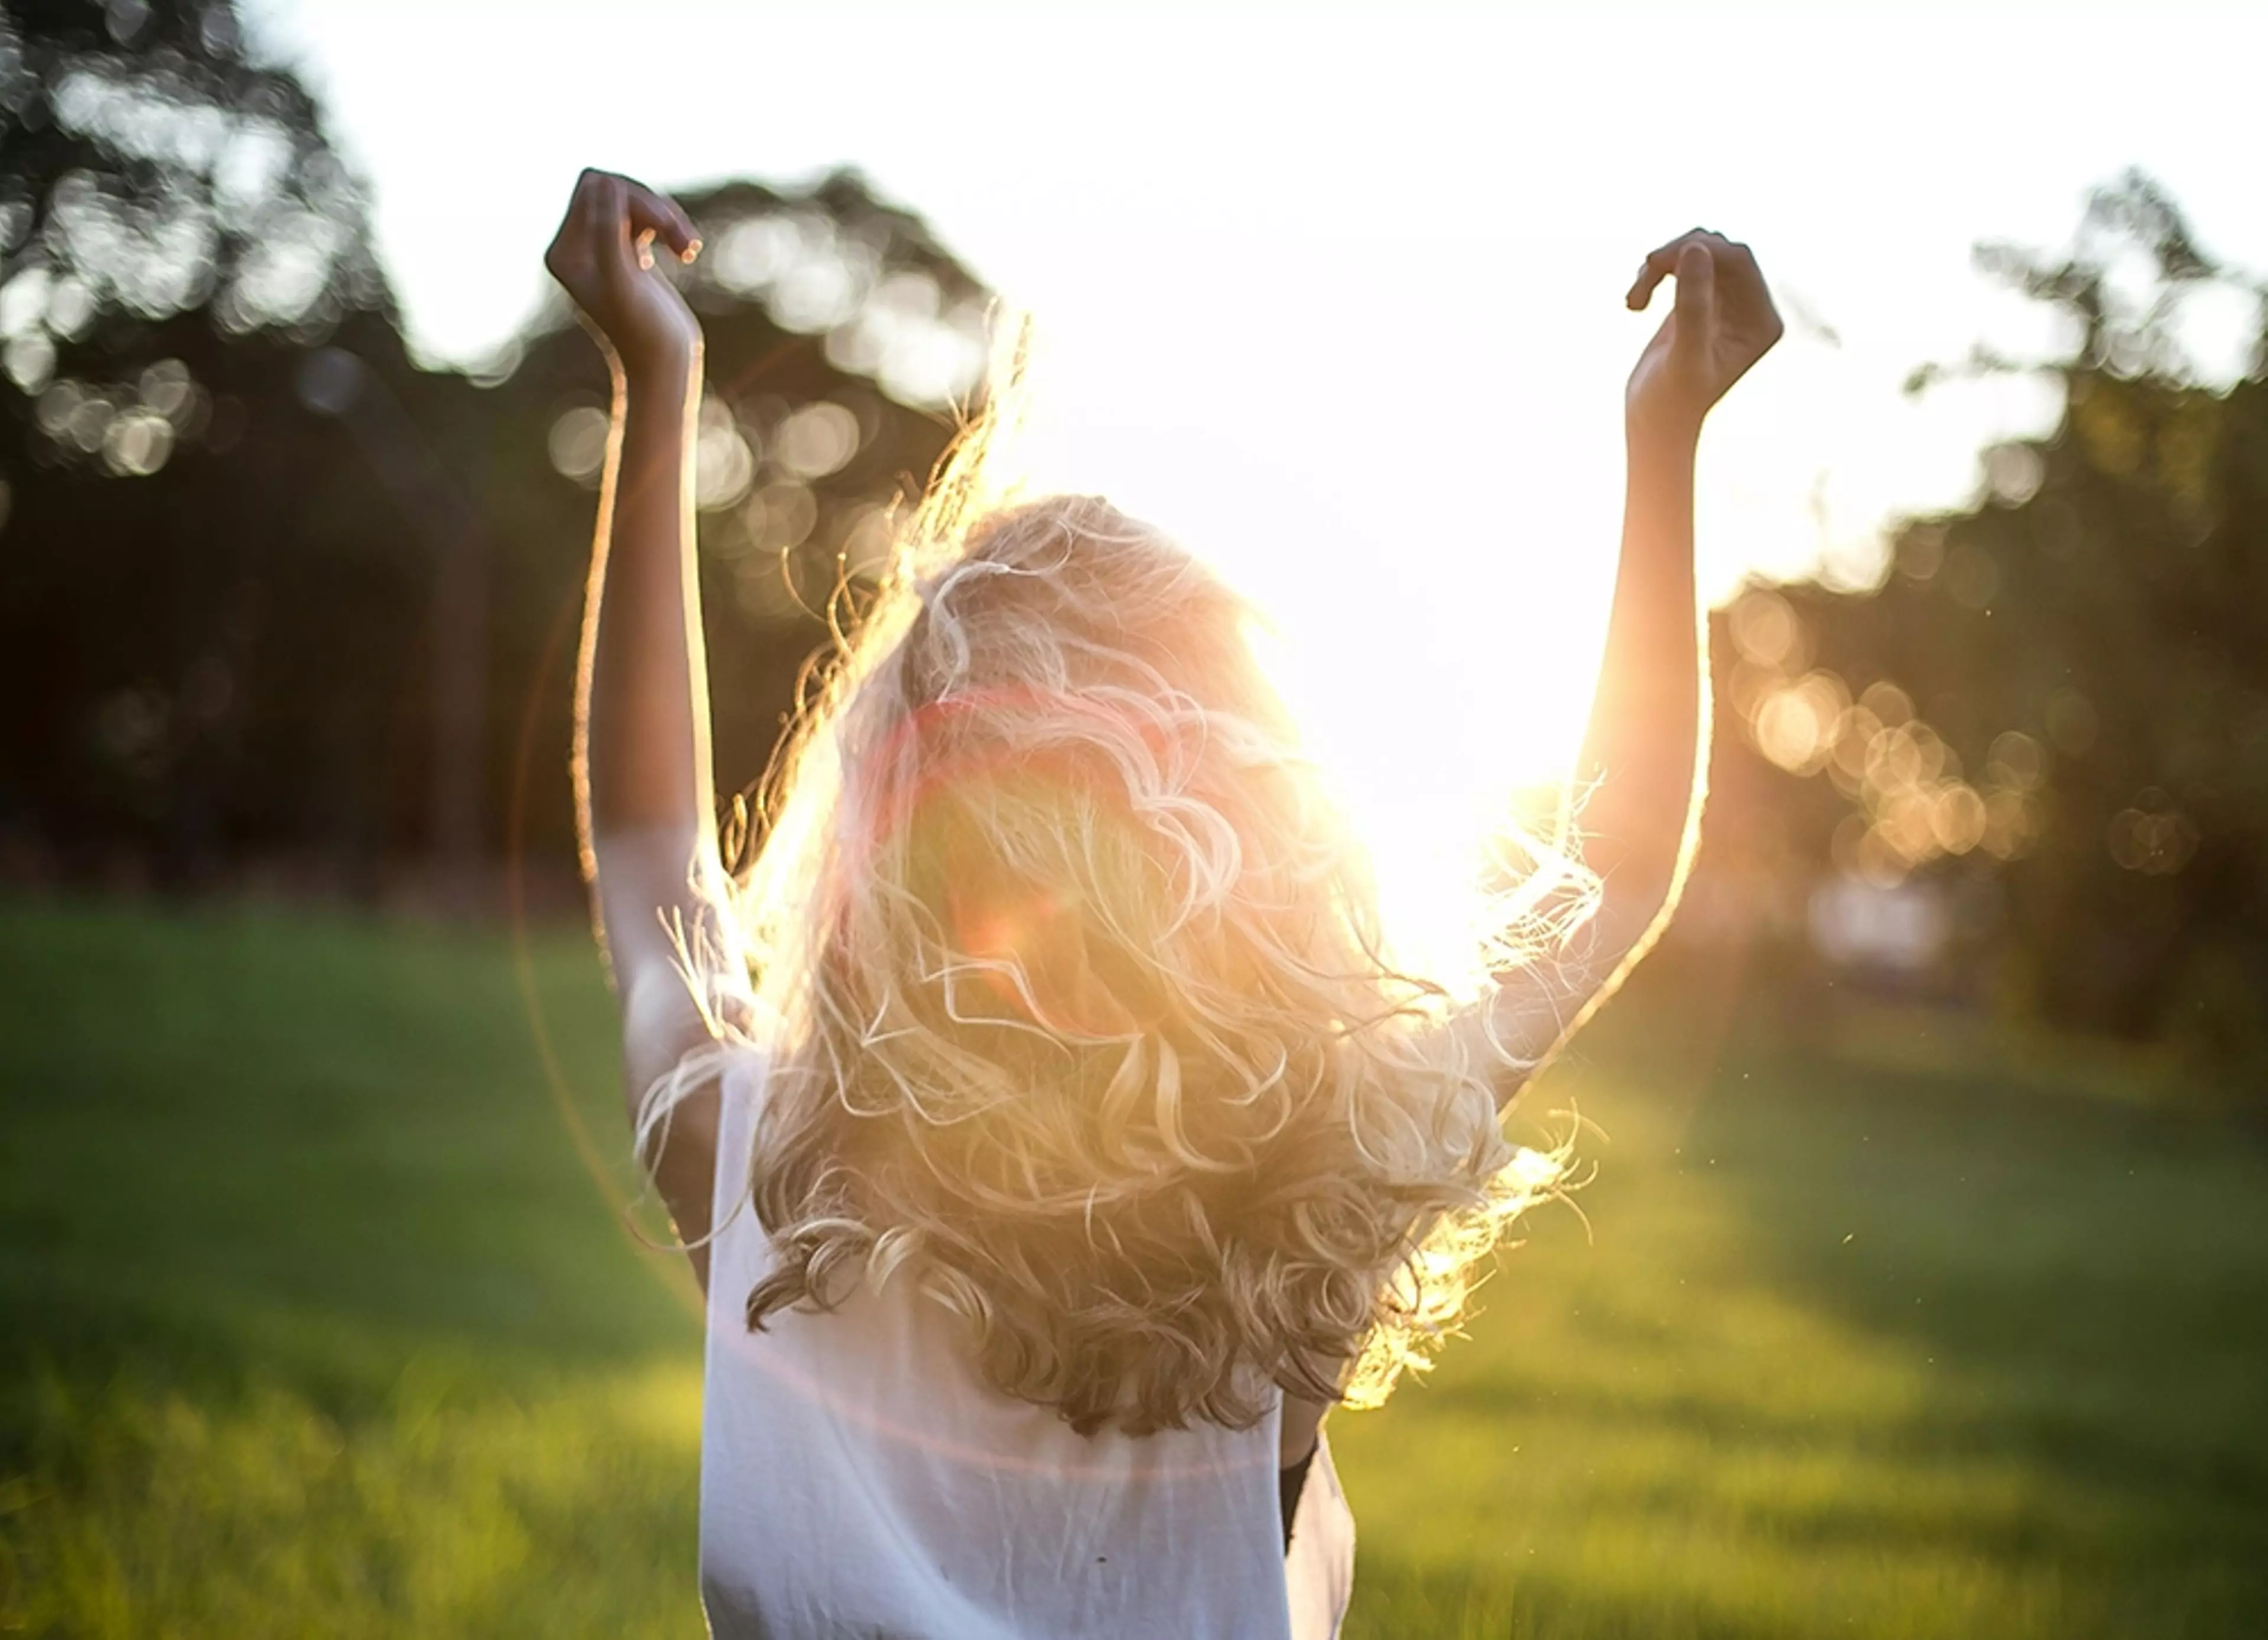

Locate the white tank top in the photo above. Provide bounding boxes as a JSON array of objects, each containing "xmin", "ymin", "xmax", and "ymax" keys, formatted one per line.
[{"xmin": 698, "ymin": 1052, "xmax": 1357, "ymax": 1639}]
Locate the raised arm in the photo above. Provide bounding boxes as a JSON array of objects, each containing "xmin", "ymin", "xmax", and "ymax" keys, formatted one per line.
[
  {"xmin": 546, "ymin": 168, "xmax": 732, "ymax": 1283},
  {"xmin": 1485, "ymin": 230, "xmax": 1783, "ymax": 1094}
]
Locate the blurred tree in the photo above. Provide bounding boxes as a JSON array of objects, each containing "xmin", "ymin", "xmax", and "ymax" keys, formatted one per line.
[
  {"xmin": 0, "ymin": 0, "xmax": 388, "ymax": 404},
  {"xmin": 467, "ymin": 173, "xmax": 990, "ymax": 890},
  {"xmin": 0, "ymin": 0, "xmax": 992, "ymax": 910},
  {"xmin": 1700, "ymin": 174, "xmax": 2268, "ymax": 1070},
  {"xmin": 0, "ymin": 0, "xmax": 412, "ymax": 891}
]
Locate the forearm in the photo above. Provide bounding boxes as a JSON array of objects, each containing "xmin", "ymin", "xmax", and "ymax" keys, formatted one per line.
[
  {"xmin": 543, "ymin": 170, "xmax": 732, "ymax": 1276},
  {"xmin": 1573, "ymin": 425, "xmax": 1706, "ymax": 912},
  {"xmin": 1477, "ymin": 227, "xmax": 1773, "ymax": 1095},
  {"xmin": 1478, "ymin": 430, "xmax": 1707, "ymax": 1094},
  {"xmin": 572, "ymin": 354, "xmax": 729, "ymax": 980}
]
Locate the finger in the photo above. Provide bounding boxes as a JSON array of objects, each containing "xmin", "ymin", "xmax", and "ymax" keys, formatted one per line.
[
  {"xmin": 1671, "ymin": 239, "xmax": 1716, "ymax": 348},
  {"xmin": 561, "ymin": 168, "xmax": 600, "ymax": 229},
  {"xmin": 592, "ymin": 173, "xmax": 641, "ymax": 295},
  {"xmin": 548, "ymin": 169, "xmax": 607, "ymax": 269},
  {"xmin": 623, "ymin": 180, "xmax": 700, "ymax": 261},
  {"xmin": 1627, "ymin": 227, "xmax": 1719, "ymax": 310}
]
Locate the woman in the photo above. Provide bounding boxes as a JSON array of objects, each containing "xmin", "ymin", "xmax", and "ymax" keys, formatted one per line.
[{"xmin": 545, "ymin": 168, "xmax": 1780, "ymax": 1638}]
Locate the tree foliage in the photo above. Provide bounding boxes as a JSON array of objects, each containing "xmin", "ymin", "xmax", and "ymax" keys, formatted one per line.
[
  {"xmin": 4, "ymin": 12, "xmax": 2252, "ymax": 1078},
  {"xmin": 0, "ymin": 0, "xmax": 989, "ymax": 900},
  {"xmin": 0, "ymin": 0, "xmax": 387, "ymax": 431},
  {"xmin": 1705, "ymin": 173, "xmax": 2268, "ymax": 1063}
]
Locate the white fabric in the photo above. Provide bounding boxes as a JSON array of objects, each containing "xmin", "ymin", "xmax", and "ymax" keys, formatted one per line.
[{"xmin": 699, "ymin": 1050, "xmax": 1356, "ymax": 1639}]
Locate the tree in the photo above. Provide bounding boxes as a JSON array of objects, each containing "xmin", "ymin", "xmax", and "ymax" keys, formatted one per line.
[
  {"xmin": 1698, "ymin": 174, "xmax": 2268, "ymax": 1068},
  {"xmin": 0, "ymin": 0, "xmax": 407, "ymax": 889},
  {"xmin": 0, "ymin": 0, "xmax": 387, "ymax": 416},
  {"xmin": 0, "ymin": 12, "xmax": 997, "ymax": 909},
  {"xmin": 467, "ymin": 171, "xmax": 992, "ymax": 892}
]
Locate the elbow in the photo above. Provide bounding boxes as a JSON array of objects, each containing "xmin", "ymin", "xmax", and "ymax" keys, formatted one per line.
[
  {"xmin": 1596, "ymin": 840, "xmax": 1679, "ymax": 920},
  {"xmin": 1583, "ymin": 848, "xmax": 1687, "ymax": 972},
  {"xmin": 1586, "ymin": 780, "xmax": 1706, "ymax": 934}
]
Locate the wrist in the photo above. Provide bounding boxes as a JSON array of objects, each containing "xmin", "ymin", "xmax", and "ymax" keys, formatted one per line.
[
  {"xmin": 1624, "ymin": 404, "xmax": 1703, "ymax": 460},
  {"xmin": 611, "ymin": 338, "xmax": 701, "ymax": 404}
]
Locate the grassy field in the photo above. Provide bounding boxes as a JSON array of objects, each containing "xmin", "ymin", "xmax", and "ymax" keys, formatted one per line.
[{"xmin": 2, "ymin": 904, "xmax": 2264, "ymax": 1636}]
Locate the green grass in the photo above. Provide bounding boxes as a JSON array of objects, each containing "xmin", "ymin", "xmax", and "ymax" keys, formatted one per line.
[
  {"xmin": 0, "ymin": 904, "xmax": 705, "ymax": 1638},
  {"xmin": 3, "ymin": 906, "xmax": 2265, "ymax": 1636}
]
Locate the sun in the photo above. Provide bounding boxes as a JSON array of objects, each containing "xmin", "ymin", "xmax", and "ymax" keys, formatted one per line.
[
  {"xmin": 973, "ymin": 291, "xmax": 1664, "ymax": 997},
  {"xmin": 1240, "ymin": 583, "xmax": 1607, "ymax": 995},
  {"xmin": 1002, "ymin": 386, "xmax": 1618, "ymax": 994}
]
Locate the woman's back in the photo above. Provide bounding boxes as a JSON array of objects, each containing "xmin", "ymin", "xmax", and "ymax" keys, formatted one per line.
[{"xmin": 699, "ymin": 1056, "xmax": 1355, "ymax": 1639}]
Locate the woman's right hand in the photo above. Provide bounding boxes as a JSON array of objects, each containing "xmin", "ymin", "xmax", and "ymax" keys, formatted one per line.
[
  {"xmin": 1622, "ymin": 229, "xmax": 1783, "ymax": 444},
  {"xmin": 545, "ymin": 168, "xmax": 704, "ymax": 380}
]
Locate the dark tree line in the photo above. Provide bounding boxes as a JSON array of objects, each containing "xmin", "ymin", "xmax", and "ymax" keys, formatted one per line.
[
  {"xmin": 1697, "ymin": 174, "xmax": 2268, "ymax": 1069},
  {"xmin": 0, "ymin": 0, "xmax": 989, "ymax": 905},
  {"xmin": 4, "ymin": 5, "xmax": 2260, "ymax": 1070}
]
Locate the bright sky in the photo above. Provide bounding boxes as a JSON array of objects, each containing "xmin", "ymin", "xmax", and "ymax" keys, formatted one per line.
[{"xmin": 245, "ymin": 0, "xmax": 2261, "ymax": 977}]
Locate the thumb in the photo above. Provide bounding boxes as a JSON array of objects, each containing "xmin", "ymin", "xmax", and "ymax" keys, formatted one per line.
[{"xmin": 1672, "ymin": 240, "xmax": 1716, "ymax": 353}]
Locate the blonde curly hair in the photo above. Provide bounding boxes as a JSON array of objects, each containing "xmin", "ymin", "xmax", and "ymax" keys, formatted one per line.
[{"xmin": 663, "ymin": 437, "xmax": 1577, "ymax": 1437}]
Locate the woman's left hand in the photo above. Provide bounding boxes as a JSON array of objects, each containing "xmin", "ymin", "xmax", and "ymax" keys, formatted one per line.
[{"xmin": 1624, "ymin": 229, "xmax": 1783, "ymax": 442}]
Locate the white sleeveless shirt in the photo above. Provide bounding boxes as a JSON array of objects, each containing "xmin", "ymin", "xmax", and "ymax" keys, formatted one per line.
[{"xmin": 698, "ymin": 1052, "xmax": 1357, "ymax": 1639}]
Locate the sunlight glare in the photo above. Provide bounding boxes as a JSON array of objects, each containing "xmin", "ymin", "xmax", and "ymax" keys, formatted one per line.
[{"xmin": 1010, "ymin": 340, "xmax": 1618, "ymax": 993}]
